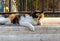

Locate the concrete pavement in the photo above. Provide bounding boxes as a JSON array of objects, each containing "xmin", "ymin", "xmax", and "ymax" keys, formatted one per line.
[
  {"xmin": 0, "ymin": 25, "xmax": 60, "ymax": 41},
  {"xmin": 40, "ymin": 17, "xmax": 60, "ymax": 26}
]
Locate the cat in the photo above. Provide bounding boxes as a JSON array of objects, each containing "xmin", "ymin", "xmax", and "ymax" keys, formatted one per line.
[{"xmin": 0, "ymin": 15, "xmax": 11, "ymax": 25}]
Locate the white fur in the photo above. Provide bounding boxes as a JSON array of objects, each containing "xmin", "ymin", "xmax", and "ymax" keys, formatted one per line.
[
  {"xmin": 5, "ymin": 18, "xmax": 11, "ymax": 24},
  {"xmin": 0, "ymin": 16, "xmax": 11, "ymax": 24},
  {"xmin": 19, "ymin": 15, "xmax": 37, "ymax": 31}
]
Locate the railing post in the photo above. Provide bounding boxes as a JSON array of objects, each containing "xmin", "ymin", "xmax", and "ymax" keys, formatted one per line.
[
  {"xmin": 9, "ymin": 0, "xmax": 11, "ymax": 12},
  {"xmin": 23, "ymin": 0, "xmax": 26, "ymax": 11},
  {"xmin": 42, "ymin": 0, "xmax": 44, "ymax": 12},
  {"xmin": 19, "ymin": 0, "xmax": 23, "ymax": 11},
  {"xmin": 53, "ymin": 0, "xmax": 55, "ymax": 13},
  {"xmin": 41, "ymin": 0, "xmax": 44, "ymax": 18}
]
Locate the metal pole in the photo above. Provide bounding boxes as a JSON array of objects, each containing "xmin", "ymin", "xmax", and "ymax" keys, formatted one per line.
[
  {"xmin": 53, "ymin": 0, "xmax": 55, "ymax": 12},
  {"xmin": 19, "ymin": 0, "xmax": 23, "ymax": 11},
  {"xmin": 26, "ymin": 0, "xmax": 27, "ymax": 11},
  {"xmin": 36, "ymin": 0, "xmax": 38, "ymax": 11},
  {"xmin": 47, "ymin": 0, "xmax": 49, "ymax": 11},
  {"xmin": 9, "ymin": 0, "xmax": 11, "ymax": 12},
  {"xmin": 42, "ymin": 0, "xmax": 44, "ymax": 12},
  {"xmin": 31, "ymin": 0, "xmax": 33, "ymax": 11}
]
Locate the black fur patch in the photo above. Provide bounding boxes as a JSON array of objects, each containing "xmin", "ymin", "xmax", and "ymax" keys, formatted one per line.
[
  {"xmin": 12, "ymin": 15, "xmax": 20, "ymax": 24},
  {"xmin": 29, "ymin": 12, "xmax": 38, "ymax": 18}
]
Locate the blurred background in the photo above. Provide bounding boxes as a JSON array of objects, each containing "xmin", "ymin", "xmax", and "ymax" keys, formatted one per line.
[{"xmin": 0, "ymin": 0, "xmax": 60, "ymax": 17}]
